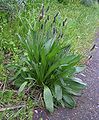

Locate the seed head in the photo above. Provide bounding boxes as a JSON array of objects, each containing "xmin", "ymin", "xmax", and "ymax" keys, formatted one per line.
[
  {"xmin": 41, "ymin": 24, "xmax": 44, "ymax": 29},
  {"xmin": 44, "ymin": 15, "xmax": 49, "ymax": 24},
  {"xmin": 47, "ymin": 15, "xmax": 49, "ymax": 20},
  {"xmin": 53, "ymin": 12, "xmax": 59, "ymax": 23},
  {"xmin": 55, "ymin": 12, "xmax": 59, "ymax": 18},
  {"xmin": 90, "ymin": 44, "xmax": 96, "ymax": 51},
  {"xmin": 46, "ymin": 6, "xmax": 49, "ymax": 13},
  {"xmin": 53, "ymin": 27, "xmax": 56, "ymax": 35},
  {"xmin": 39, "ymin": 4, "xmax": 44, "ymax": 21},
  {"xmin": 63, "ymin": 18, "xmax": 67, "ymax": 26},
  {"xmin": 61, "ymin": 33, "xmax": 63, "ymax": 38}
]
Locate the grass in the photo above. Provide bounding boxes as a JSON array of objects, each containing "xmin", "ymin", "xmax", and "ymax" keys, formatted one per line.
[
  {"xmin": 0, "ymin": 92, "xmax": 33, "ymax": 120},
  {"xmin": 0, "ymin": 0, "xmax": 99, "ymax": 119},
  {"xmin": 45, "ymin": 1, "xmax": 99, "ymax": 57},
  {"xmin": 29, "ymin": 0, "xmax": 99, "ymax": 56}
]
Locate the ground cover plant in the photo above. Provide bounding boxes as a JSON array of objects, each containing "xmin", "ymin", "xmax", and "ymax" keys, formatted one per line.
[
  {"xmin": 10, "ymin": 4, "xmax": 87, "ymax": 112},
  {"xmin": 57, "ymin": 0, "xmax": 99, "ymax": 6},
  {"xmin": 50, "ymin": 0, "xmax": 99, "ymax": 57},
  {"xmin": 0, "ymin": 0, "xmax": 99, "ymax": 119}
]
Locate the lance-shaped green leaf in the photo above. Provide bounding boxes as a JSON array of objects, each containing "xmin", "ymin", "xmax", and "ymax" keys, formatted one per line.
[
  {"xmin": 75, "ymin": 66, "xmax": 86, "ymax": 73},
  {"xmin": 44, "ymin": 86, "xmax": 54, "ymax": 112},
  {"xmin": 55, "ymin": 84, "xmax": 62, "ymax": 101},
  {"xmin": 72, "ymin": 77, "xmax": 87, "ymax": 88},
  {"xmin": 63, "ymin": 94, "xmax": 76, "ymax": 108},
  {"xmin": 18, "ymin": 81, "xmax": 28, "ymax": 95}
]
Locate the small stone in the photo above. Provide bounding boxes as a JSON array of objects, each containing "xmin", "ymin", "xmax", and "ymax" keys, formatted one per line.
[
  {"xmin": 80, "ymin": 73, "xmax": 86, "ymax": 77},
  {"xmin": 97, "ymin": 105, "xmax": 99, "ymax": 108},
  {"xmin": 35, "ymin": 110, "xmax": 38, "ymax": 113}
]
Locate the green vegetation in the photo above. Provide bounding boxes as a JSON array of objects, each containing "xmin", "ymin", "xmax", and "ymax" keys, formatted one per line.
[
  {"xmin": 49, "ymin": 1, "xmax": 99, "ymax": 57},
  {"xmin": 57, "ymin": 0, "xmax": 99, "ymax": 6},
  {"xmin": 13, "ymin": 8, "xmax": 87, "ymax": 112},
  {"xmin": 0, "ymin": 0, "xmax": 99, "ymax": 119}
]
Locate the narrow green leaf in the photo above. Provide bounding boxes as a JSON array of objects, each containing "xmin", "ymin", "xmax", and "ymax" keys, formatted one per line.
[
  {"xmin": 60, "ymin": 78, "xmax": 81, "ymax": 96},
  {"xmin": 44, "ymin": 38, "xmax": 54, "ymax": 54},
  {"xmin": 11, "ymin": 69, "xmax": 21, "ymax": 80},
  {"xmin": 47, "ymin": 43, "xmax": 60, "ymax": 60},
  {"xmin": 59, "ymin": 100, "xmax": 65, "ymax": 108},
  {"xmin": 63, "ymin": 86, "xmax": 81, "ymax": 96},
  {"xmin": 72, "ymin": 77, "xmax": 87, "ymax": 87},
  {"xmin": 32, "ymin": 62, "xmax": 40, "ymax": 80},
  {"xmin": 59, "ymin": 67, "xmax": 76, "ymax": 77},
  {"xmin": 40, "ymin": 48, "xmax": 46, "ymax": 80},
  {"xmin": 44, "ymin": 86, "xmax": 54, "ymax": 112},
  {"xmin": 75, "ymin": 66, "xmax": 86, "ymax": 73},
  {"xmin": 63, "ymin": 78, "xmax": 87, "ymax": 91},
  {"xmin": 63, "ymin": 94, "xmax": 76, "ymax": 108},
  {"xmin": 45, "ymin": 62, "xmax": 60, "ymax": 79},
  {"xmin": 18, "ymin": 81, "xmax": 28, "ymax": 95},
  {"xmin": 61, "ymin": 55, "xmax": 81, "ymax": 69},
  {"xmin": 22, "ymin": 67, "xmax": 28, "ymax": 72},
  {"xmin": 55, "ymin": 84, "xmax": 62, "ymax": 101}
]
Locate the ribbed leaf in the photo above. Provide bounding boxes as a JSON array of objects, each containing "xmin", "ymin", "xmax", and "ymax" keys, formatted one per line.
[
  {"xmin": 63, "ymin": 86, "xmax": 82, "ymax": 96},
  {"xmin": 11, "ymin": 69, "xmax": 22, "ymax": 80},
  {"xmin": 44, "ymin": 38, "xmax": 55, "ymax": 54},
  {"xmin": 40, "ymin": 48, "xmax": 46, "ymax": 80},
  {"xmin": 55, "ymin": 84, "xmax": 62, "ymax": 101},
  {"xmin": 47, "ymin": 43, "xmax": 60, "ymax": 60},
  {"xmin": 59, "ymin": 100, "xmax": 65, "ymax": 108},
  {"xmin": 61, "ymin": 55, "xmax": 81, "ymax": 70},
  {"xmin": 61, "ymin": 55, "xmax": 76, "ymax": 64},
  {"xmin": 75, "ymin": 66, "xmax": 86, "ymax": 73},
  {"xmin": 33, "ymin": 62, "xmax": 40, "ymax": 79},
  {"xmin": 63, "ymin": 94, "xmax": 76, "ymax": 108},
  {"xmin": 45, "ymin": 55, "xmax": 76, "ymax": 80},
  {"xmin": 44, "ymin": 62, "xmax": 60, "ymax": 79},
  {"xmin": 60, "ymin": 79, "xmax": 81, "ymax": 96},
  {"xmin": 63, "ymin": 78, "xmax": 87, "ymax": 91},
  {"xmin": 44, "ymin": 86, "xmax": 54, "ymax": 112},
  {"xmin": 72, "ymin": 77, "xmax": 87, "ymax": 87},
  {"xmin": 59, "ymin": 67, "xmax": 76, "ymax": 77}
]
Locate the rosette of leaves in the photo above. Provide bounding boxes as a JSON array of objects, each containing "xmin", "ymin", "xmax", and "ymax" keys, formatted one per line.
[{"xmin": 10, "ymin": 4, "xmax": 87, "ymax": 112}]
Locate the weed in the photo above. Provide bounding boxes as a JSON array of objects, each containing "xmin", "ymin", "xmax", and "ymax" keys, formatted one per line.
[{"xmin": 9, "ymin": 4, "xmax": 87, "ymax": 112}]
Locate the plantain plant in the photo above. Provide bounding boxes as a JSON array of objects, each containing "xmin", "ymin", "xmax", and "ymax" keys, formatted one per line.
[{"xmin": 10, "ymin": 4, "xmax": 87, "ymax": 112}]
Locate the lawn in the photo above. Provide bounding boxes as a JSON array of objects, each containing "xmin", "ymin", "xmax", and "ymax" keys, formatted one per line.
[
  {"xmin": 48, "ymin": 1, "xmax": 99, "ymax": 56},
  {"xmin": 0, "ymin": 0, "xmax": 99, "ymax": 119}
]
